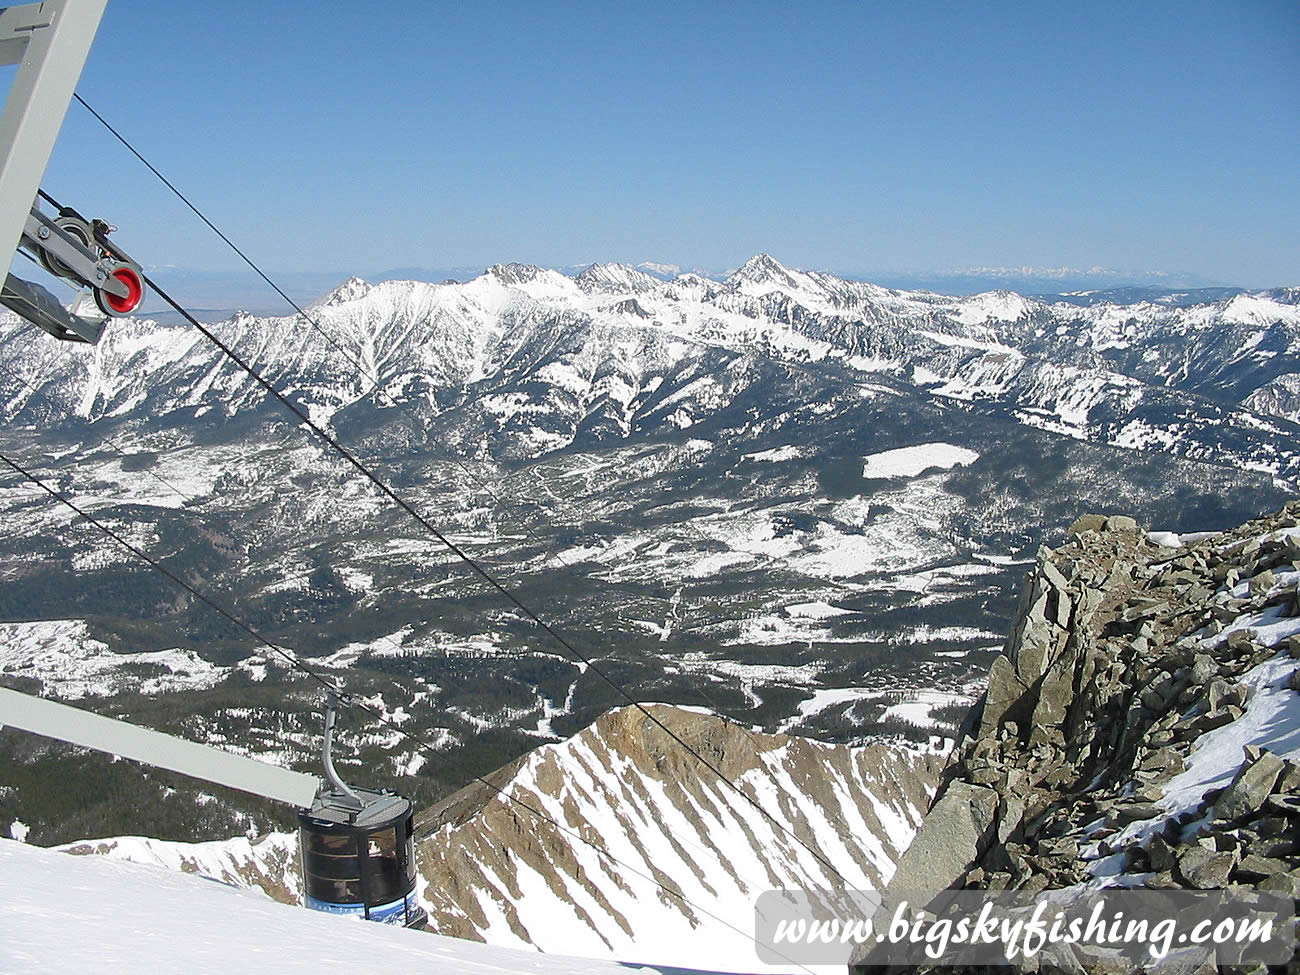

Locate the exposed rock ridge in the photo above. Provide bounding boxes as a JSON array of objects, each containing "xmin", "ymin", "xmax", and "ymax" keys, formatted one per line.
[
  {"xmin": 415, "ymin": 703, "xmax": 944, "ymax": 968},
  {"xmin": 853, "ymin": 503, "xmax": 1300, "ymax": 972}
]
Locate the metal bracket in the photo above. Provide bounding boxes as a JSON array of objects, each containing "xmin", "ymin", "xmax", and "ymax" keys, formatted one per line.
[
  {"xmin": 25, "ymin": 205, "xmax": 129, "ymax": 297},
  {"xmin": 321, "ymin": 690, "xmax": 365, "ymax": 813},
  {"xmin": 0, "ymin": 271, "xmax": 103, "ymax": 341},
  {"xmin": 0, "ymin": 686, "xmax": 322, "ymax": 808}
]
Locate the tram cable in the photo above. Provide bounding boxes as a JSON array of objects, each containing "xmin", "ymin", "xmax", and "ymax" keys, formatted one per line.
[
  {"xmin": 67, "ymin": 98, "xmax": 374, "ymax": 389},
  {"xmin": 65, "ymin": 100, "xmax": 852, "ymax": 886},
  {"xmin": 142, "ymin": 268, "xmax": 851, "ymax": 886},
  {"xmin": 0, "ymin": 447, "xmax": 819, "ymax": 974},
  {"xmin": 71, "ymin": 86, "xmax": 778, "ymax": 729},
  {"xmin": 73, "ymin": 91, "xmax": 589, "ymax": 589},
  {"xmin": 0, "ymin": 449, "xmax": 341, "ymax": 695}
]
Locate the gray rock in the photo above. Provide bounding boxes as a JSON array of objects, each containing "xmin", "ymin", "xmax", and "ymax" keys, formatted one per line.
[
  {"xmin": 1137, "ymin": 747, "xmax": 1184, "ymax": 778},
  {"xmin": 1256, "ymin": 815, "xmax": 1292, "ymax": 837},
  {"xmin": 1233, "ymin": 854, "xmax": 1291, "ymax": 882},
  {"xmin": 1142, "ymin": 870, "xmax": 1181, "ymax": 890},
  {"xmin": 1208, "ymin": 678, "xmax": 1247, "ymax": 712},
  {"xmin": 1176, "ymin": 708, "xmax": 1238, "ymax": 740},
  {"xmin": 875, "ymin": 780, "xmax": 998, "ymax": 898},
  {"xmin": 1146, "ymin": 833, "xmax": 1177, "ymax": 872},
  {"xmin": 1211, "ymin": 603, "xmax": 1240, "ymax": 623},
  {"xmin": 1249, "ymin": 568, "xmax": 1276, "ymax": 595},
  {"xmin": 1226, "ymin": 628, "xmax": 1256, "ymax": 652},
  {"xmin": 1030, "ymin": 658, "xmax": 1075, "ymax": 743},
  {"xmin": 1107, "ymin": 515, "xmax": 1138, "ymax": 532},
  {"xmin": 1189, "ymin": 653, "xmax": 1217, "ymax": 685},
  {"xmin": 1275, "ymin": 759, "xmax": 1300, "ymax": 793},
  {"xmin": 848, "ymin": 781, "xmax": 998, "ymax": 968},
  {"xmin": 977, "ymin": 655, "xmax": 1027, "ymax": 738},
  {"xmin": 1068, "ymin": 514, "xmax": 1107, "ymax": 535},
  {"xmin": 1039, "ymin": 552, "xmax": 1070, "ymax": 594},
  {"xmin": 1213, "ymin": 749, "xmax": 1285, "ymax": 821},
  {"xmin": 997, "ymin": 790, "xmax": 1027, "ymax": 845},
  {"xmin": 1256, "ymin": 872, "xmax": 1300, "ymax": 898},
  {"xmin": 1140, "ymin": 672, "xmax": 1177, "ymax": 710},
  {"xmin": 1264, "ymin": 794, "xmax": 1300, "ymax": 816},
  {"xmin": 1110, "ymin": 802, "xmax": 1163, "ymax": 825},
  {"xmin": 1015, "ymin": 617, "xmax": 1058, "ymax": 686},
  {"xmin": 1176, "ymin": 846, "xmax": 1237, "ymax": 888}
]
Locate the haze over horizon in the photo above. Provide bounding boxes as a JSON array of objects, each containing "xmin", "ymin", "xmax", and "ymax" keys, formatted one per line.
[{"xmin": 16, "ymin": 0, "xmax": 1300, "ymax": 294}]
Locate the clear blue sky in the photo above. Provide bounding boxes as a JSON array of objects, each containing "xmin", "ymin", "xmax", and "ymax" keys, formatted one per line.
[{"xmin": 31, "ymin": 0, "xmax": 1300, "ymax": 286}]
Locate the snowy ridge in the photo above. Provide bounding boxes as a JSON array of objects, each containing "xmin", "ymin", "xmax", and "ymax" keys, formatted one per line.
[
  {"xmin": 416, "ymin": 704, "xmax": 944, "ymax": 973},
  {"xmin": 2, "ymin": 254, "xmax": 1297, "ymax": 479},
  {"xmin": 58, "ymin": 831, "xmax": 301, "ymax": 904}
]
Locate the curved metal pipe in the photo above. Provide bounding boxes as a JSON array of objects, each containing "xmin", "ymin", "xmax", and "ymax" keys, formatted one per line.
[{"xmin": 323, "ymin": 692, "xmax": 363, "ymax": 808}]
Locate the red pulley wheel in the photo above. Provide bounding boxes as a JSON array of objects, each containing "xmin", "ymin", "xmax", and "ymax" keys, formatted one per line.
[{"xmin": 96, "ymin": 266, "xmax": 144, "ymax": 316}]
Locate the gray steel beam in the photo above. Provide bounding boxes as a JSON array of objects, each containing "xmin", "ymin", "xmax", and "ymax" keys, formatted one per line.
[
  {"xmin": 0, "ymin": 0, "xmax": 107, "ymax": 271},
  {"xmin": 0, "ymin": 686, "xmax": 321, "ymax": 808}
]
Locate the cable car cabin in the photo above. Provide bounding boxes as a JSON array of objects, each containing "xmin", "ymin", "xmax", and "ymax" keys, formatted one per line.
[{"xmin": 298, "ymin": 787, "xmax": 427, "ymax": 928}]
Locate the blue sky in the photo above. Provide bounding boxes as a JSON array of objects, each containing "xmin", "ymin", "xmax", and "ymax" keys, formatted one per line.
[{"xmin": 27, "ymin": 0, "xmax": 1300, "ymax": 287}]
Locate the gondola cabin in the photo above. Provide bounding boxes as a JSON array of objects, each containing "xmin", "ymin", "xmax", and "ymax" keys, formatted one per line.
[{"xmin": 299, "ymin": 786, "xmax": 427, "ymax": 928}]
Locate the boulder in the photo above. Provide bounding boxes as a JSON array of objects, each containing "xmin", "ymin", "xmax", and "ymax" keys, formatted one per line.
[
  {"xmin": 848, "ymin": 782, "xmax": 998, "ymax": 970},
  {"xmin": 875, "ymin": 781, "xmax": 998, "ymax": 896},
  {"xmin": 1213, "ymin": 749, "xmax": 1285, "ymax": 822},
  {"xmin": 1176, "ymin": 846, "xmax": 1237, "ymax": 888},
  {"xmin": 1233, "ymin": 854, "xmax": 1291, "ymax": 882},
  {"xmin": 1068, "ymin": 514, "xmax": 1107, "ymax": 535},
  {"xmin": 976, "ymin": 655, "xmax": 1027, "ymax": 738}
]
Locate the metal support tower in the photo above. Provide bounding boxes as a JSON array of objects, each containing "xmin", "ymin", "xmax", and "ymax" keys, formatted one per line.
[{"xmin": 0, "ymin": 0, "xmax": 106, "ymax": 265}]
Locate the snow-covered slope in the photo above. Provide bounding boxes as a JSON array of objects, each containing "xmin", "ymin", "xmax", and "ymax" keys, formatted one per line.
[{"xmin": 0, "ymin": 839, "xmax": 731, "ymax": 975}]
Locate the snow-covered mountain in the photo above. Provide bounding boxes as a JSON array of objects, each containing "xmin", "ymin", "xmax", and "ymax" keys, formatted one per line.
[
  {"xmin": 55, "ymin": 704, "xmax": 945, "ymax": 974},
  {"xmin": 0, "ymin": 255, "xmax": 1292, "ymax": 856},
  {"xmin": 3, "ymin": 256, "xmax": 1298, "ymax": 480}
]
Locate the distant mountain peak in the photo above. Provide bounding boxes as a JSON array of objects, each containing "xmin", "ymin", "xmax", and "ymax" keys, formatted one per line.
[
  {"xmin": 575, "ymin": 263, "xmax": 661, "ymax": 293},
  {"xmin": 484, "ymin": 262, "xmax": 549, "ymax": 286},
  {"xmin": 731, "ymin": 253, "xmax": 795, "ymax": 282},
  {"xmin": 635, "ymin": 261, "xmax": 680, "ymax": 278},
  {"xmin": 314, "ymin": 276, "xmax": 371, "ymax": 306}
]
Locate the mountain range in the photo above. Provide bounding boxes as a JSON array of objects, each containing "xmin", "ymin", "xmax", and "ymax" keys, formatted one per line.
[{"xmin": 0, "ymin": 254, "xmax": 1295, "ymax": 854}]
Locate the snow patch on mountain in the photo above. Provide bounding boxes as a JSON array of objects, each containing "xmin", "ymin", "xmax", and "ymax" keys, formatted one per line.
[
  {"xmin": 862, "ymin": 443, "xmax": 980, "ymax": 479},
  {"xmin": 950, "ymin": 291, "xmax": 1032, "ymax": 325}
]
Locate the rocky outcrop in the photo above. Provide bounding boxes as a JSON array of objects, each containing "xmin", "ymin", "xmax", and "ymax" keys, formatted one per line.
[{"xmin": 852, "ymin": 503, "xmax": 1300, "ymax": 972}]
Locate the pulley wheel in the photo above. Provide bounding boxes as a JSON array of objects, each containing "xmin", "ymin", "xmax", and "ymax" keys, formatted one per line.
[
  {"xmin": 95, "ymin": 266, "xmax": 145, "ymax": 317},
  {"xmin": 37, "ymin": 216, "xmax": 94, "ymax": 280}
]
